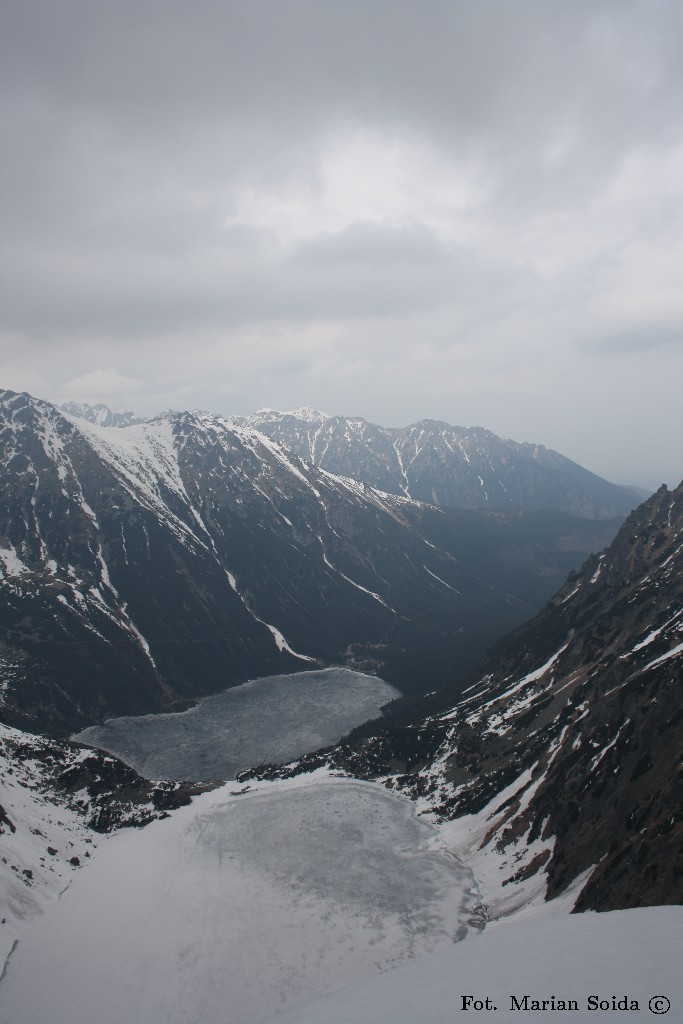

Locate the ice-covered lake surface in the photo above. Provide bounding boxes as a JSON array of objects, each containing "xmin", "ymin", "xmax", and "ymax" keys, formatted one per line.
[
  {"xmin": 0, "ymin": 775, "xmax": 480, "ymax": 1024},
  {"xmin": 74, "ymin": 667, "xmax": 399, "ymax": 780}
]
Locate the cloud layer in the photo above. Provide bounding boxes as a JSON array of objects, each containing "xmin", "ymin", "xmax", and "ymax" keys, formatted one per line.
[{"xmin": 1, "ymin": 0, "xmax": 682, "ymax": 485}]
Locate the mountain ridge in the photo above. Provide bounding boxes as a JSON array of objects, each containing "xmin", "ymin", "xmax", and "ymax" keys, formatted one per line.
[
  {"xmin": 230, "ymin": 408, "xmax": 643, "ymax": 518},
  {"xmin": 60, "ymin": 401, "xmax": 644, "ymax": 518}
]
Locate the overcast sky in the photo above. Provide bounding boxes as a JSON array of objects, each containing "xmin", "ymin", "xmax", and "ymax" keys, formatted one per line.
[{"xmin": 1, "ymin": 0, "xmax": 681, "ymax": 487}]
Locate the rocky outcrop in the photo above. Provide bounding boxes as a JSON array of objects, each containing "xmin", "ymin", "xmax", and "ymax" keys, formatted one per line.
[{"xmin": 0, "ymin": 720, "xmax": 208, "ymax": 966}]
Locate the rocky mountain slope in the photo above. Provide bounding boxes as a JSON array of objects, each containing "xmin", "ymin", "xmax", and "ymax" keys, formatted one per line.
[
  {"xmin": 232, "ymin": 408, "xmax": 642, "ymax": 518},
  {"xmin": 0, "ymin": 720, "xmax": 204, "ymax": 963},
  {"xmin": 1, "ymin": 389, "xmax": 621, "ymax": 735},
  {"xmin": 270, "ymin": 481, "xmax": 683, "ymax": 913}
]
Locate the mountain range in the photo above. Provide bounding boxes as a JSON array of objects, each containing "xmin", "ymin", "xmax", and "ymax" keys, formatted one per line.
[
  {"xmin": 61, "ymin": 402, "xmax": 646, "ymax": 518},
  {"xmin": 59, "ymin": 401, "xmax": 146, "ymax": 429},
  {"xmin": 230, "ymin": 407, "xmax": 644, "ymax": 517},
  {"xmin": 1, "ymin": 389, "xmax": 624, "ymax": 734}
]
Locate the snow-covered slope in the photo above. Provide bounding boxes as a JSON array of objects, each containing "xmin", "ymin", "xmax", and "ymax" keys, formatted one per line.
[
  {"xmin": 263, "ymin": 905, "xmax": 683, "ymax": 1024},
  {"xmin": 412, "ymin": 482, "xmax": 683, "ymax": 914},
  {"xmin": 0, "ymin": 721, "xmax": 200, "ymax": 965},
  {"xmin": 0, "ymin": 727, "xmax": 99, "ymax": 966}
]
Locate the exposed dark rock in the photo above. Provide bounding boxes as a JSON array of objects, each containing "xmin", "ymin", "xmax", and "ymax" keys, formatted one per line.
[
  {"xmin": 0, "ymin": 805, "xmax": 15, "ymax": 835},
  {"xmin": 0, "ymin": 723, "xmax": 211, "ymax": 835}
]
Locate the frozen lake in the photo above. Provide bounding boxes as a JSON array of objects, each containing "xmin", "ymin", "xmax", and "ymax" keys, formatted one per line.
[
  {"xmin": 0, "ymin": 776, "xmax": 480, "ymax": 1024},
  {"xmin": 74, "ymin": 667, "xmax": 399, "ymax": 780}
]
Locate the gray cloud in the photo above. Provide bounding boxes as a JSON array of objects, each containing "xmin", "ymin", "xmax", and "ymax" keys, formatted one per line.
[
  {"xmin": 291, "ymin": 222, "xmax": 449, "ymax": 268},
  {"xmin": 1, "ymin": 0, "xmax": 682, "ymax": 487},
  {"xmin": 586, "ymin": 325, "xmax": 683, "ymax": 355}
]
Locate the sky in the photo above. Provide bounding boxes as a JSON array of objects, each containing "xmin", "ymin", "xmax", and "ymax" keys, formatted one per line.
[{"xmin": 1, "ymin": 0, "xmax": 682, "ymax": 488}]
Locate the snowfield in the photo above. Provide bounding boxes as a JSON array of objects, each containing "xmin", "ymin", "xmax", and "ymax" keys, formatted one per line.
[{"xmin": 265, "ymin": 904, "xmax": 682, "ymax": 1024}]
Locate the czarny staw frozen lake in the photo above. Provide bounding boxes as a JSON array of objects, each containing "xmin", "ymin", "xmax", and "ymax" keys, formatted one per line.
[{"xmin": 74, "ymin": 667, "xmax": 400, "ymax": 781}]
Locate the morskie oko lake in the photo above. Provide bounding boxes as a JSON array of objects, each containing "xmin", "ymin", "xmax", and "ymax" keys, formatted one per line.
[{"xmin": 73, "ymin": 667, "xmax": 399, "ymax": 781}]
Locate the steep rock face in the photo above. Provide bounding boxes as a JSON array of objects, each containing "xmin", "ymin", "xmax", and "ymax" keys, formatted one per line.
[
  {"xmin": 413, "ymin": 482, "xmax": 683, "ymax": 910},
  {"xmin": 1, "ymin": 389, "xmax": 621, "ymax": 735},
  {"xmin": 232, "ymin": 409, "xmax": 642, "ymax": 518},
  {"xmin": 278, "ymin": 483, "xmax": 683, "ymax": 912}
]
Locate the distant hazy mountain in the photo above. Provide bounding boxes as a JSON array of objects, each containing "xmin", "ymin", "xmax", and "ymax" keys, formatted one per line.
[
  {"xmin": 231, "ymin": 408, "xmax": 642, "ymax": 518},
  {"xmin": 291, "ymin": 481, "xmax": 683, "ymax": 912},
  {"xmin": 1, "ymin": 389, "xmax": 621, "ymax": 734},
  {"xmin": 60, "ymin": 401, "xmax": 146, "ymax": 428}
]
